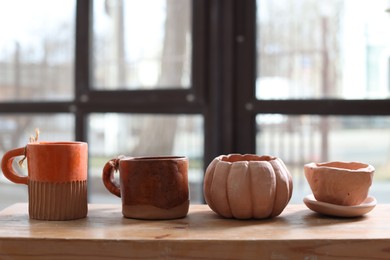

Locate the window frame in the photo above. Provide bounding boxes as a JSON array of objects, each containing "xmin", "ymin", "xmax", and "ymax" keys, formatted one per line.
[{"xmin": 234, "ymin": 0, "xmax": 390, "ymax": 154}]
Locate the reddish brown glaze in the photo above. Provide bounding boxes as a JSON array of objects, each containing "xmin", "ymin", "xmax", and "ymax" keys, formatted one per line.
[{"xmin": 102, "ymin": 156, "xmax": 189, "ymax": 219}]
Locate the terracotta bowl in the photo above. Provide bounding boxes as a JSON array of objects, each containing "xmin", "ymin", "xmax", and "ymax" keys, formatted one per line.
[{"xmin": 304, "ymin": 161, "xmax": 374, "ymax": 206}]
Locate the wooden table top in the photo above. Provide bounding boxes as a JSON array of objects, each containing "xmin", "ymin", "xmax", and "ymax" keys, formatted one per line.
[{"xmin": 0, "ymin": 203, "xmax": 389, "ymax": 259}]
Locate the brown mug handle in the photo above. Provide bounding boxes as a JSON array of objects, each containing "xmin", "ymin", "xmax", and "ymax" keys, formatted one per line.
[
  {"xmin": 1, "ymin": 147, "xmax": 28, "ymax": 185},
  {"xmin": 102, "ymin": 157, "xmax": 122, "ymax": 198}
]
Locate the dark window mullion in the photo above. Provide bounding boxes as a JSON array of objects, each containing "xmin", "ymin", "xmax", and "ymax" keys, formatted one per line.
[
  {"xmin": 0, "ymin": 102, "xmax": 72, "ymax": 114},
  {"xmin": 87, "ymin": 89, "xmax": 200, "ymax": 104},
  {"xmin": 253, "ymin": 99, "xmax": 390, "ymax": 116},
  {"xmin": 234, "ymin": 0, "xmax": 257, "ymax": 154},
  {"xmin": 192, "ymin": 0, "xmax": 207, "ymax": 103},
  {"xmin": 75, "ymin": 0, "xmax": 91, "ymax": 141},
  {"xmin": 75, "ymin": 0, "xmax": 91, "ymax": 99}
]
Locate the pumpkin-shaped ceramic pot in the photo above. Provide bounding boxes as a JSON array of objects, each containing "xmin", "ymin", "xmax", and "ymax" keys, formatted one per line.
[
  {"xmin": 203, "ymin": 154, "xmax": 293, "ymax": 219},
  {"xmin": 304, "ymin": 161, "xmax": 374, "ymax": 206}
]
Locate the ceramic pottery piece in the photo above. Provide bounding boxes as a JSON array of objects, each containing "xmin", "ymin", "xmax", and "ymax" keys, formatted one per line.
[
  {"xmin": 102, "ymin": 156, "xmax": 189, "ymax": 220},
  {"xmin": 203, "ymin": 154, "xmax": 293, "ymax": 219},
  {"xmin": 303, "ymin": 194, "xmax": 377, "ymax": 217},
  {"xmin": 1, "ymin": 142, "xmax": 88, "ymax": 220},
  {"xmin": 304, "ymin": 161, "xmax": 374, "ymax": 206}
]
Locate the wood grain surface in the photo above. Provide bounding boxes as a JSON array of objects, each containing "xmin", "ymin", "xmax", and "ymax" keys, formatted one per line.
[{"xmin": 0, "ymin": 203, "xmax": 389, "ymax": 259}]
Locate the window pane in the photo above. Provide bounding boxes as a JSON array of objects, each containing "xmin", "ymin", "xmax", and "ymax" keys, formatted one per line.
[
  {"xmin": 256, "ymin": 115, "xmax": 390, "ymax": 203},
  {"xmin": 0, "ymin": 114, "xmax": 75, "ymax": 210},
  {"xmin": 256, "ymin": 0, "xmax": 390, "ymax": 99},
  {"xmin": 0, "ymin": 1, "xmax": 75, "ymax": 101},
  {"xmin": 88, "ymin": 114, "xmax": 204, "ymax": 204},
  {"xmin": 92, "ymin": 0, "xmax": 192, "ymax": 89}
]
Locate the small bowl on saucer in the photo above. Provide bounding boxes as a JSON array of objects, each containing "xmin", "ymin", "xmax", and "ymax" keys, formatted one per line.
[{"xmin": 304, "ymin": 161, "xmax": 374, "ymax": 206}]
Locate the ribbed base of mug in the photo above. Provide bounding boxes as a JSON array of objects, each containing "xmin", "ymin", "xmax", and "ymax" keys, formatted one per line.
[
  {"xmin": 122, "ymin": 200, "xmax": 190, "ymax": 220},
  {"xmin": 28, "ymin": 180, "xmax": 88, "ymax": 220}
]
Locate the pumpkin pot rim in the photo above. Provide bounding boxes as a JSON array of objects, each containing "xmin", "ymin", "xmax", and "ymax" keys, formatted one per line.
[{"xmin": 217, "ymin": 154, "xmax": 277, "ymax": 164}]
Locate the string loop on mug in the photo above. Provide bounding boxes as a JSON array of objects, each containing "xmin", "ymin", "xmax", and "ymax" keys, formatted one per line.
[
  {"xmin": 109, "ymin": 155, "xmax": 126, "ymax": 171},
  {"xmin": 18, "ymin": 128, "xmax": 40, "ymax": 168}
]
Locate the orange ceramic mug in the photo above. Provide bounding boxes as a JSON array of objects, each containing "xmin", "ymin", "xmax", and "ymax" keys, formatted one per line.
[
  {"xmin": 102, "ymin": 156, "xmax": 190, "ymax": 220},
  {"xmin": 1, "ymin": 142, "xmax": 88, "ymax": 220}
]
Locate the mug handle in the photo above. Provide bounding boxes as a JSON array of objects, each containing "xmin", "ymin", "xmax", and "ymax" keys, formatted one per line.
[
  {"xmin": 1, "ymin": 147, "xmax": 28, "ymax": 185},
  {"xmin": 102, "ymin": 158, "xmax": 121, "ymax": 198}
]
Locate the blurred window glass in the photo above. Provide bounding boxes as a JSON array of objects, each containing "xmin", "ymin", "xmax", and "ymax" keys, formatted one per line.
[
  {"xmin": 256, "ymin": 0, "xmax": 390, "ymax": 99},
  {"xmin": 92, "ymin": 0, "xmax": 192, "ymax": 89},
  {"xmin": 0, "ymin": 0, "xmax": 75, "ymax": 101}
]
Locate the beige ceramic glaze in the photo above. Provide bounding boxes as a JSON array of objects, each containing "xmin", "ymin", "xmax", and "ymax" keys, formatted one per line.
[
  {"xmin": 203, "ymin": 154, "xmax": 293, "ymax": 219},
  {"xmin": 304, "ymin": 161, "xmax": 374, "ymax": 206}
]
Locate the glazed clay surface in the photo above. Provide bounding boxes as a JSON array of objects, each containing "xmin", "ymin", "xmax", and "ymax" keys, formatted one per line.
[
  {"xmin": 203, "ymin": 154, "xmax": 293, "ymax": 219},
  {"xmin": 103, "ymin": 156, "xmax": 189, "ymax": 220},
  {"xmin": 304, "ymin": 161, "xmax": 374, "ymax": 206}
]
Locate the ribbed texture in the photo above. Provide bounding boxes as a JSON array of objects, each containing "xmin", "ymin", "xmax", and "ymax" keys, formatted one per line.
[{"xmin": 28, "ymin": 180, "xmax": 88, "ymax": 220}]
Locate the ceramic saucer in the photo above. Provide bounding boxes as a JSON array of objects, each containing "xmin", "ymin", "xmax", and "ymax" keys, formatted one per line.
[{"xmin": 303, "ymin": 194, "xmax": 377, "ymax": 217}]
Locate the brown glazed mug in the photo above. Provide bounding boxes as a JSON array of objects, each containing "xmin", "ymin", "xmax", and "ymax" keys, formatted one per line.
[
  {"xmin": 102, "ymin": 156, "xmax": 189, "ymax": 220},
  {"xmin": 1, "ymin": 142, "xmax": 88, "ymax": 220}
]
